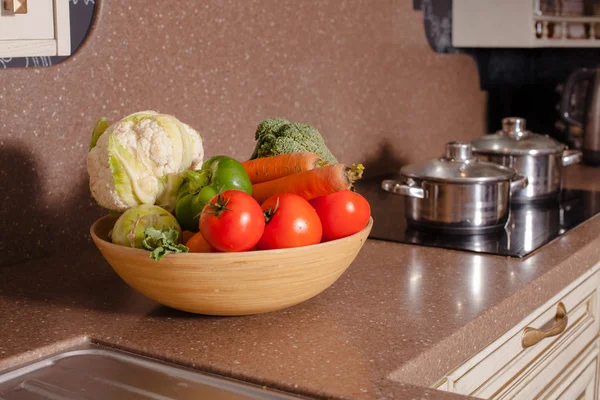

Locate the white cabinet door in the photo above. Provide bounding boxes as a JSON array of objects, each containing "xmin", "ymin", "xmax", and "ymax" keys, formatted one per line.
[
  {"xmin": 0, "ymin": 0, "xmax": 70, "ymax": 57},
  {"xmin": 0, "ymin": 0, "xmax": 54, "ymax": 40}
]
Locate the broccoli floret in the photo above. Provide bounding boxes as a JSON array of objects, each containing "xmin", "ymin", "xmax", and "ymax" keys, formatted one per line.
[{"xmin": 250, "ymin": 118, "xmax": 338, "ymax": 164}]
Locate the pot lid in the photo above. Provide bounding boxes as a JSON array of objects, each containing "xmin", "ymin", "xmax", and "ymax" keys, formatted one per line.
[
  {"xmin": 401, "ymin": 142, "xmax": 516, "ymax": 183},
  {"xmin": 472, "ymin": 117, "xmax": 566, "ymax": 155}
]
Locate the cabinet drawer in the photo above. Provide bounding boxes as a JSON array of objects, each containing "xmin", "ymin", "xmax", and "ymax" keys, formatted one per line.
[
  {"xmin": 527, "ymin": 339, "xmax": 598, "ymax": 400},
  {"xmin": 437, "ymin": 268, "xmax": 600, "ymax": 399}
]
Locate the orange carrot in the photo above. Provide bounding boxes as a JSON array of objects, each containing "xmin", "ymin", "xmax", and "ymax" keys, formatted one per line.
[
  {"xmin": 251, "ymin": 164, "xmax": 364, "ymax": 204},
  {"xmin": 182, "ymin": 230, "xmax": 195, "ymax": 244},
  {"xmin": 242, "ymin": 152, "xmax": 326, "ymax": 184},
  {"xmin": 185, "ymin": 231, "xmax": 214, "ymax": 253}
]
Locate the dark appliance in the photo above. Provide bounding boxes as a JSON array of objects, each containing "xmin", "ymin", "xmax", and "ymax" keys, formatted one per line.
[{"xmin": 561, "ymin": 66, "xmax": 600, "ymax": 165}]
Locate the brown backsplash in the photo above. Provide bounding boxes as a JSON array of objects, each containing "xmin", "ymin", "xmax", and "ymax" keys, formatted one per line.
[{"xmin": 0, "ymin": 0, "xmax": 486, "ymax": 267}]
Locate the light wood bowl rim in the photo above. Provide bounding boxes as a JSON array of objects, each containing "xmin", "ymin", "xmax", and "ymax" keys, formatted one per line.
[{"xmin": 90, "ymin": 215, "xmax": 374, "ymax": 261}]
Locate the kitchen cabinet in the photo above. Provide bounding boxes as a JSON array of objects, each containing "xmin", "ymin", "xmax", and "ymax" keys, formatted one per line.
[
  {"xmin": 434, "ymin": 263, "xmax": 600, "ymax": 399},
  {"xmin": 0, "ymin": 0, "xmax": 70, "ymax": 57},
  {"xmin": 453, "ymin": 0, "xmax": 600, "ymax": 48}
]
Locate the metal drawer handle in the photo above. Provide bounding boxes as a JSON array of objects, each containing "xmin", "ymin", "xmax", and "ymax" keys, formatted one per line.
[{"xmin": 522, "ymin": 302, "xmax": 568, "ymax": 348}]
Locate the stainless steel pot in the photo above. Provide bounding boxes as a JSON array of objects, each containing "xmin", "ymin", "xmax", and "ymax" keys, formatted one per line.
[
  {"xmin": 472, "ymin": 117, "xmax": 582, "ymax": 203},
  {"xmin": 381, "ymin": 142, "xmax": 528, "ymax": 234}
]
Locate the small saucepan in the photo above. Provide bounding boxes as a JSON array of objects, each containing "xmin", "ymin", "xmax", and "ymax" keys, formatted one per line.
[
  {"xmin": 471, "ymin": 117, "xmax": 582, "ymax": 203},
  {"xmin": 381, "ymin": 142, "xmax": 528, "ymax": 234}
]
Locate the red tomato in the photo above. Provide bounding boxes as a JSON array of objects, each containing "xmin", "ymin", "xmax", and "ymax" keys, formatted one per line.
[
  {"xmin": 309, "ymin": 190, "xmax": 371, "ymax": 241},
  {"xmin": 200, "ymin": 190, "xmax": 265, "ymax": 252},
  {"xmin": 257, "ymin": 193, "xmax": 322, "ymax": 250}
]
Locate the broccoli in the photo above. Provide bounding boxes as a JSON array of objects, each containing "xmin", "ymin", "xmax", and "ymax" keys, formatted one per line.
[{"xmin": 249, "ymin": 118, "xmax": 338, "ymax": 164}]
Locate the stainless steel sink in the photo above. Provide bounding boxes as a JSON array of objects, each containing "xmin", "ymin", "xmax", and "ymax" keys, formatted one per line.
[{"xmin": 0, "ymin": 344, "xmax": 306, "ymax": 399}]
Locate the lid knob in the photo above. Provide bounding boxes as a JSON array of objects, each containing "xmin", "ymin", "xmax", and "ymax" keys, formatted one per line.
[
  {"xmin": 445, "ymin": 142, "xmax": 473, "ymax": 161},
  {"xmin": 502, "ymin": 117, "xmax": 527, "ymax": 137}
]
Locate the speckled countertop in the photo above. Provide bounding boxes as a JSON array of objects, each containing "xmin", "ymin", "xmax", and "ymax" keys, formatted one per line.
[{"xmin": 2, "ymin": 166, "xmax": 600, "ymax": 400}]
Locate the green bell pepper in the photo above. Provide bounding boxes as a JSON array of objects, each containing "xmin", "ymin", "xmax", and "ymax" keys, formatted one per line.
[{"xmin": 175, "ymin": 155, "xmax": 252, "ymax": 232}]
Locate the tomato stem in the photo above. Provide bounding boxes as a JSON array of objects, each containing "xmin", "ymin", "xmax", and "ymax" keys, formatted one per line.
[
  {"xmin": 202, "ymin": 194, "xmax": 232, "ymax": 217},
  {"xmin": 263, "ymin": 197, "xmax": 279, "ymax": 224}
]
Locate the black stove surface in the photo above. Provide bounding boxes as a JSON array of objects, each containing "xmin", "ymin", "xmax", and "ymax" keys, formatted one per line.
[{"xmin": 356, "ymin": 176, "xmax": 600, "ymax": 258}]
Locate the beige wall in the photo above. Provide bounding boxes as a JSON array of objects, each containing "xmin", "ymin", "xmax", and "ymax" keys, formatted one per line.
[{"xmin": 0, "ymin": 0, "xmax": 486, "ymax": 266}]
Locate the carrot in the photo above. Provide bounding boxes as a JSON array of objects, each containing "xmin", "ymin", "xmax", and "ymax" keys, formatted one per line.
[
  {"xmin": 241, "ymin": 152, "xmax": 326, "ymax": 184},
  {"xmin": 185, "ymin": 231, "xmax": 214, "ymax": 253},
  {"xmin": 251, "ymin": 163, "xmax": 365, "ymax": 204},
  {"xmin": 182, "ymin": 230, "xmax": 195, "ymax": 244}
]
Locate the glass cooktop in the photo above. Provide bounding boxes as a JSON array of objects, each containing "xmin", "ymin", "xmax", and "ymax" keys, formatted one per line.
[{"xmin": 355, "ymin": 175, "xmax": 600, "ymax": 258}]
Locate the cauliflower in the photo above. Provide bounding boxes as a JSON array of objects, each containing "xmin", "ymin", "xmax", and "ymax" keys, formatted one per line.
[{"xmin": 87, "ymin": 111, "xmax": 204, "ymax": 212}]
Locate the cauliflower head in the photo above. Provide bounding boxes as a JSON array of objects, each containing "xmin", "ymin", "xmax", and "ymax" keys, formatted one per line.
[{"xmin": 87, "ymin": 111, "xmax": 204, "ymax": 212}]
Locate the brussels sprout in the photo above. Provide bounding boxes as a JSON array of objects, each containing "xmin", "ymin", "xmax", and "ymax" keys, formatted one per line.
[{"xmin": 111, "ymin": 204, "xmax": 181, "ymax": 249}]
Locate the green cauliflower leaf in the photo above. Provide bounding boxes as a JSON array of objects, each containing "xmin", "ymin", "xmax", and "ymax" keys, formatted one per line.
[
  {"xmin": 142, "ymin": 227, "xmax": 189, "ymax": 261},
  {"xmin": 89, "ymin": 117, "xmax": 110, "ymax": 150}
]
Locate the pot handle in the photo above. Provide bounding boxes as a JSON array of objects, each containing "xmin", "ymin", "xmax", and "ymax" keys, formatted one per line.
[
  {"xmin": 562, "ymin": 149, "xmax": 583, "ymax": 166},
  {"xmin": 510, "ymin": 174, "xmax": 528, "ymax": 195},
  {"xmin": 381, "ymin": 179, "xmax": 425, "ymax": 199}
]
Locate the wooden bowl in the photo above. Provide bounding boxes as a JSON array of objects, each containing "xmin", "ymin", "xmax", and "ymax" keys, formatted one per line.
[{"xmin": 90, "ymin": 216, "xmax": 373, "ymax": 316}]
